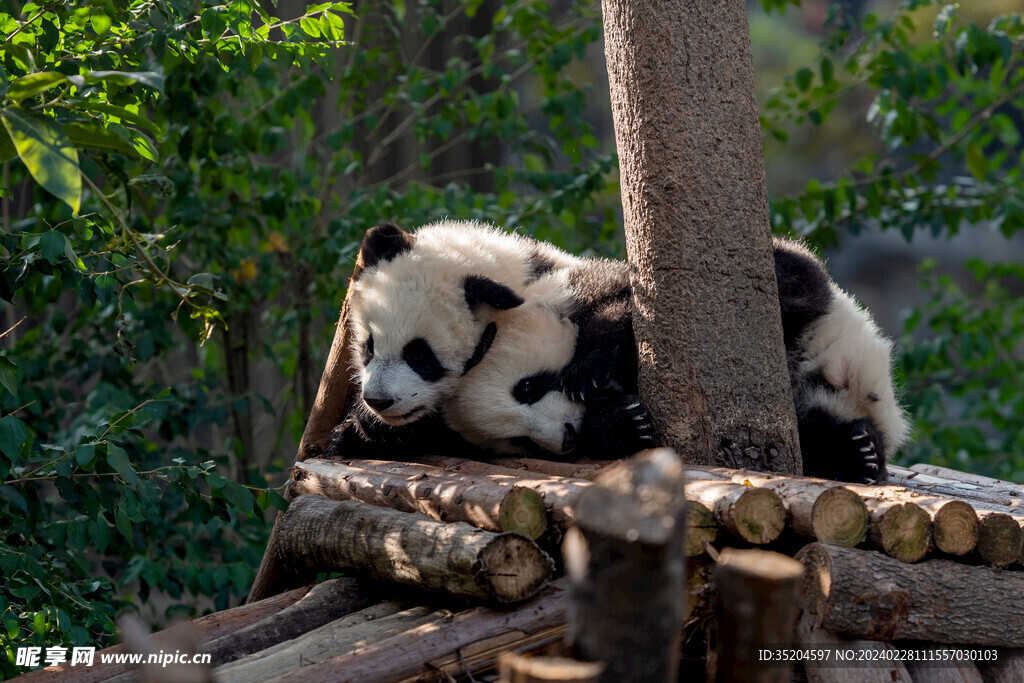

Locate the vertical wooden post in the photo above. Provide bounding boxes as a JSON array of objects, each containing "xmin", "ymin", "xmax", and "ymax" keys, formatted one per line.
[
  {"xmin": 601, "ymin": 0, "xmax": 801, "ymax": 472},
  {"xmin": 564, "ymin": 449, "xmax": 687, "ymax": 682}
]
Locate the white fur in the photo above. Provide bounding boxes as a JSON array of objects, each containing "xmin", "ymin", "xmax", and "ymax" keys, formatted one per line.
[
  {"xmin": 795, "ymin": 285, "xmax": 910, "ymax": 454},
  {"xmin": 444, "ymin": 285, "xmax": 584, "ymax": 455},
  {"xmin": 349, "ymin": 220, "xmax": 581, "ymax": 425}
]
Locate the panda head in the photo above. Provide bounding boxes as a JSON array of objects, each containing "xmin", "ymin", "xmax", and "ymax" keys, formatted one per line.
[
  {"xmin": 350, "ymin": 222, "xmax": 526, "ymax": 426},
  {"xmin": 444, "ymin": 288, "xmax": 584, "ymax": 456}
]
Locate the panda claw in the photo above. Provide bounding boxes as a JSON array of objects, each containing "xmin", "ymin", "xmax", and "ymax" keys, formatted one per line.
[
  {"xmin": 852, "ymin": 430, "xmax": 869, "ymax": 441},
  {"xmin": 863, "ymin": 477, "xmax": 877, "ymax": 485},
  {"xmin": 639, "ymin": 435, "xmax": 654, "ymax": 442},
  {"xmin": 859, "ymin": 445, "xmax": 874, "ymax": 454},
  {"xmin": 625, "ymin": 402, "xmax": 641, "ymax": 410}
]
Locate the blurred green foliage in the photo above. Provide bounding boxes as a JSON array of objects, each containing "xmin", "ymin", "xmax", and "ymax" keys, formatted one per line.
[{"xmin": 1, "ymin": 0, "xmax": 1023, "ymax": 675}]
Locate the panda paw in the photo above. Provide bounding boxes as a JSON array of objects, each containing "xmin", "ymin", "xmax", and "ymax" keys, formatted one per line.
[
  {"xmin": 799, "ymin": 412, "xmax": 888, "ymax": 484},
  {"xmin": 582, "ymin": 394, "xmax": 655, "ymax": 458},
  {"xmin": 848, "ymin": 422, "xmax": 884, "ymax": 485},
  {"xmin": 560, "ymin": 347, "xmax": 619, "ymax": 402}
]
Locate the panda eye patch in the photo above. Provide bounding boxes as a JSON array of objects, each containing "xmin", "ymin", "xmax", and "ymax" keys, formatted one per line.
[
  {"xmin": 403, "ymin": 338, "xmax": 445, "ymax": 382},
  {"xmin": 364, "ymin": 335, "xmax": 374, "ymax": 363},
  {"xmin": 513, "ymin": 373, "xmax": 557, "ymax": 405}
]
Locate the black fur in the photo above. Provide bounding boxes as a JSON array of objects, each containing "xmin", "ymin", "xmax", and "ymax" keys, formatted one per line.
[
  {"xmin": 797, "ymin": 408, "xmax": 888, "ymax": 484},
  {"xmin": 326, "ymin": 401, "xmax": 471, "ymax": 460},
  {"xmin": 463, "ymin": 275, "xmax": 525, "ymax": 311},
  {"xmin": 361, "ymin": 222, "xmax": 415, "ymax": 269},
  {"xmin": 526, "ymin": 247, "xmax": 558, "ymax": 284},
  {"xmin": 462, "ymin": 322, "xmax": 498, "ymax": 375},
  {"xmin": 402, "ymin": 338, "xmax": 445, "ymax": 382},
  {"xmin": 773, "ymin": 238, "xmax": 834, "ymax": 347},
  {"xmin": 559, "ymin": 259, "xmax": 638, "ymax": 402},
  {"xmin": 579, "ymin": 393, "xmax": 654, "ymax": 460}
]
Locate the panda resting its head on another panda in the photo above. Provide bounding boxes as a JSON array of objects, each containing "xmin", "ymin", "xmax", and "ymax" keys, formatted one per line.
[{"xmin": 334, "ymin": 220, "xmax": 909, "ymax": 485}]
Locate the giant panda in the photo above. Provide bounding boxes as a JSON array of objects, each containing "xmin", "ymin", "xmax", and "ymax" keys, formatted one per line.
[
  {"xmin": 442, "ymin": 270, "xmax": 653, "ymax": 460},
  {"xmin": 327, "ymin": 220, "xmax": 583, "ymax": 458},
  {"xmin": 443, "ymin": 237, "xmax": 908, "ymax": 483}
]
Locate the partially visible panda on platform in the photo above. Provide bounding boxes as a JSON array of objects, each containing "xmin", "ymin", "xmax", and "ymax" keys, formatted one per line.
[
  {"xmin": 443, "ymin": 270, "xmax": 653, "ymax": 460},
  {"xmin": 445, "ymin": 238, "xmax": 908, "ymax": 483},
  {"xmin": 327, "ymin": 220, "xmax": 583, "ymax": 458}
]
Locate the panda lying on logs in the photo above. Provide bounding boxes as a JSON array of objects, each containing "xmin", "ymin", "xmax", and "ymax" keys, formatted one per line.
[{"xmin": 328, "ymin": 221, "xmax": 908, "ymax": 484}]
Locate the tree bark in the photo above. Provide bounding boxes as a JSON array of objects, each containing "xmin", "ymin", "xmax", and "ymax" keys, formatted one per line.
[
  {"xmin": 203, "ymin": 577, "xmax": 375, "ymax": 667},
  {"xmin": 277, "ymin": 580, "xmax": 569, "ymax": 683},
  {"xmin": 861, "ymin": 499, "xmax": 932, "ymax": 563},
  {"xmin": 888, "ymin": 465, "xmax": 1024, "ymax": 511},
  {"xmin": 212, "ymin": 603, "xmax": 435, "ymax": 682},
  {"xmin": 908, "ymin": 463, "xmax": 1024, "ymax": 504},
  {"xmin": 713, "ymin": 549, "xmax": 803, "ymax": 683},
  {"xmin": 797, "ymin": 543, "xmax": 1024, "ymax": 646},
  {"xmin": 291, "ymin": 458, "xmax": 548, "ymax": 538},
  {"xmin": 975, "ymin": 511, "xmax": 1024, "ymax": 567},
  {"xmin": 276, "ymin": 495, "xmax": 553, "ymax": 603},
  {"xmin": 564, "ymin": 449, "xmax": 688, "ymax": 682},
  {"xmin": 602, "ymin": 0, "xmax": 801, "ymax": 473}
]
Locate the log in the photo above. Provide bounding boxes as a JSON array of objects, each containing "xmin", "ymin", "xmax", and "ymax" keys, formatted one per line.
[
  {"xmin": 277, "ymin": 580, "xmax": 569, "ymax": 682},
  {"xmin": 490, "ymin": 457, "xmax": 618, "ymax": 480},
  {"xmin": 978, "ymin": 649, "xmax": 1024, "ymax": 683},
  {"xmin": 499, "ymin": 653, "xmax": 604, "ymax": 683},
  {"xmin": 976, "ymin": 511, "xmax": 1024, "ymax": 567},
  {"xmin": 290, "ymin": 458, "xmax": 548, "ymax": 538},
  {"xmin": 685, "ymin": 501, "xmax": 717, "ymax": 557},
  {"xmin": 904, "ymin": 651, "xmax": 983, "ymax": 683},
  {"xmin": 349, "ymin": 458, "xmax": 588, "ymax": 524},
  {"xmin": 888, "ymin": 466, "xmax": 1023, "ymax": 510},
  {"xmin": 213, "ymin": 603, "xmax": 435, "ymax": 682},
  {"xmin": 713, "ymin": 549, "xmax": 803, "ymax": 683},
  {"xmin": 686, "ymin": 466, "xmax": 869, "ymax": 547},
  {"xmin": 564, "ymin": 449, "xmax": 688, "ymax": 682},
  {"xmin": 684, "ymin": 556, "xmax": 716, "ymax": 622},
  {"xmin": 246, "ymin": 510, "xmax": 311, "ymax": 604},
  {"xmin": 203, "ymin": 577, "xmax": 374, "ymax": 667},
  {"xmin": 795, "ymin": 611, "xmax": 911, "ymax": 683},
  {"xmin": 907, "ymin": 464, "xmax": 1024, "ymax": 505},
  {"xmin": 13, "ymin": 585, "xmax": 311, "ymax": 682},
  {"xmin": 277, "ymin": 495, "xmax": 553, "ymax": 602},
  {"xmin": 861, "ymin": 499, "xmax": 932, "ymax": 563},
  {"xmin": 797, "ymin": 542, "xmax": 1024, "ymax": 646},
  {"xmin": 684, "ymin": 480, "xmax": 786, "ymax": 544},
  {"xmin": 914, "ymin": 498, "xmax": 978, "ymax": 556}
]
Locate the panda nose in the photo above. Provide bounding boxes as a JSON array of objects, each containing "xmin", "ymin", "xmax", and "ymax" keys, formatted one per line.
[
  {"xmin": 364, "ymin": 396, "xmax": 395, "ymax": 412},
  {"xmin": 562, "ymin": 423, "xmax": 577, "ymax": 454}
]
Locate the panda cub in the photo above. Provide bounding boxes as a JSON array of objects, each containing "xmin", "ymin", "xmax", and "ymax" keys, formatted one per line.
[
  {"xmin": 451, "ymin": 238, "xmax": 908, "ymax": 484},
  {"xmin": 443, "ymin": 271, "xmax": 652, "ymax": 459},
  {"xmin": 328, "ymin": 220, "xmax": 580, "ymax": 457}
]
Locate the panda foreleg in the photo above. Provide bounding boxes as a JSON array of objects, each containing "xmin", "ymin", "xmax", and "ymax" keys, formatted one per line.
[
  {"xmin": 798, "ymin": 408, "xmax": 888, "ymax": 484},
  {"xmin": 579, "ymin": 394, "xmax": 655, "ymax": 459}
]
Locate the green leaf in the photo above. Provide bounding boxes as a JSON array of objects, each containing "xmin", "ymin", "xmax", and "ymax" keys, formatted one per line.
[
  {"xmin": 39, "ymin": 229, "xmax": 66, "ymax": 264},
  {"xmin": 201, "ymin": 7, "xmax": 229, "ymax": 40},
  {"xmin": 70, "ymin": 101, "xmax": 161, "ymax": 134},
  {"xmin": 222, "ymin": 480, "xmax": 253, "ymax": 515},
  {"xmin": 115, "ymin": 508, "xmax": 132, "ymax": 541},
  {"xmin": 1, "ymin": 107, "xmax": 81, "ymax": 214},
  {"xmin": 5, "ymin": 71, "xmax": 68, "ymax": 102},
  {"xmin": 75, "ymin": 443, "xmax": 95, "ymax": 467},
  {"xmin": 820, "ymin": 57, "xmax": 834, "ymax": 85},
  {"xmin": 794, "ymin": 67, "xmax": 813, "ymax": 92},
  {"xmin": 105, "ymin": 443, "xmax": 138, "ymax": 485},
  {"xmin": 90, "ymin": 11, "xmax": 112, "ymax": 36},
  {"xmin": 0, "ymin": 64, "xmax": 7, "ymax": 98},
  {"xmin": 86, "ymin": 70, "xmax": 165, "ymax": 93},
  {"xmin": 129, "ymin": 129, "xmax": 158, "ymax": 163},
  {"xmin": 0, "ymin": 357, "xmax": 17, "ymax": 397},
  {"xmin": 0, "ymin": 415, "xmax": 28, "ymax": 460},
  {"xmin": 966, "ymin": 144, "xmax": 986, "ymax": 181},
  {"xmin": 63, "ymin": 121, "xmax": 142, "ymax": 159}
]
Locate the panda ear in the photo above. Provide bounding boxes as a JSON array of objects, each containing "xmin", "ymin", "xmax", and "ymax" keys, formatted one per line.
[
  {"xmin": 464, "ymin": 275, "xmax": 524, "ymax": 311},
  {"xmin": 361, "ymin": 222, "xmax": 415, "ymax": 269}
]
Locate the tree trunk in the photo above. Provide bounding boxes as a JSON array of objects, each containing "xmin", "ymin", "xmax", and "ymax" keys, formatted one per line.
[
  {"xmin": 563, "ymin": 449, "xmax": 688, "ymax": 682},
  {"xmin": 601, "ymin": 0, "xmax": 800, "ymax": 472},
  {"xmin": 713, "ymin": 549, "xmax": 803, "ymax": 683},
  {"xmin": 797, "ymin": 543, "xmax": 1024, "ymax": 646},
  {"xmin": 276, "ymin": 495, "xmax": 553, "ymax": 603}
]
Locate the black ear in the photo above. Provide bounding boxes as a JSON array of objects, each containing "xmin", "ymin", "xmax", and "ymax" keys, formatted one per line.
[
  {"xmin": 464, "ymin": 275, "xmax": 524, "ymax": 311},
  {"xmin": 361, "ymin": 222, "xmax": 415, "ymax": 269}
]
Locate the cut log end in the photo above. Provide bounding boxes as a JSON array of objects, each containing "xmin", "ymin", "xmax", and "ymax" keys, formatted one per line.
[
  {"xmin": 977, "ymin": 513, "xmax": 1024, "ymax": 567},
  {"xmin": 685, "ymin": 501, "xmax": 717, "ymax": 557},
  {"xmin": 874, "ymin": 503, "xmax": 932, "ymax": 563},
  {"xmin": 812, "ymin": 486, "xmax": 869, "ymax": 547},
  {"xmin": 731, "ymin": 487, "xmax": 787, "ymax": 544},
  {"xmin": 499, "ymin": 486, "xmax": 549, "ymax": 540},
  {"xmin": 477, "ymin": 533, "xmax": 555, "ymax": 603},
  {"xmin": 931, "ymin": 500, "xmax": 979, "ymax": 556}
]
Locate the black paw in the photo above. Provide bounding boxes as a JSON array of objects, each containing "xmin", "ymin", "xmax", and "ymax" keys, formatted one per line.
[
  {"xmin": 560, "ymin": 347, "xmax": 620, "ymax": 402},
  {"xmin": 800, "ymin": 411, "xmax": 888, "ymax": 484},
  {"xmin": 582, "ymin": 394, "xmax": 656, "ymax": 458}
]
